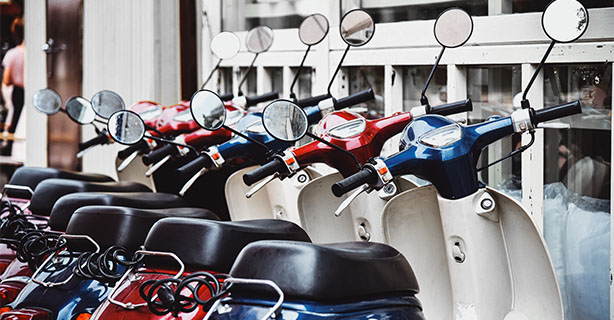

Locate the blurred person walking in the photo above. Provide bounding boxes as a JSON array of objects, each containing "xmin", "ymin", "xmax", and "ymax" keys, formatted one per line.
[{"xmin": 1, "ymin": 17, "xmax": 24, "ymax": 155}]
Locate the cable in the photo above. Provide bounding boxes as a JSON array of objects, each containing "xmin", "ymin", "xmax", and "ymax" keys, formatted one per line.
[
  {"xmin": 477, "ymin": 131, "xmax": 535, "ymax": 172},
  {"xmin": 73, "ymin": 246, "xmax": 143, "ymax": 284}
]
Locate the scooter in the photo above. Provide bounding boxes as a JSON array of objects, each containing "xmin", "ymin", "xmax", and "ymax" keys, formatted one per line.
[{"xmin": 331, "ymin": 3, "xmax": 588, "ymax": 318}]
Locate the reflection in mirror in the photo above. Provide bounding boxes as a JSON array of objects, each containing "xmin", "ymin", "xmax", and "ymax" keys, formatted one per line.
[
  {"xmin": 246, "ymin": 26, "xmax": 274, "ymax": 53},
  {"xmin": 107, "ymin": 110, "xmax": 145, "ymax": 145},
  {"xmin": 542, "ymin": 0, "xmax": 588, "ymax": 43},
  {"xmin": 434, "ymin": 8, "xmax": 473, "ymax": 48},
  {"xmin": 299, "ymin": 13, "xmax": 329, "ymax": 46},
  {"xmin": 33, "ymin": 88, "xmax": 62, "ymax": 115},
  {"xmin": 190, "ymin": 90, "xmax": 226, "ymax": 131},
  {"xmin": 91, "ymin": 90, "xmax": 125, "ymax": 119},
  {"xmin": 211, "ymin": 32, "xmax": 241, "ymax": 59},
  {"xmin": 262, "ymin": 100, "xmax": 308, "ymax": 142},
  {"xmin": 66, "ymin": 96, "xmax": 95, "ymax": 124},
  {"xmin": 340, "ymin": 9, "xmax": 375, "ymax": 47}
]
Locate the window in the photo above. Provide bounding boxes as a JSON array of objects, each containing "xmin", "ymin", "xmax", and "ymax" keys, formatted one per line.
[
  {"xmin": 341, "ymin": 0, "xmax": 488, "ymax": 23},
  {"xmin": 291, "ymin": 67, "xmax": 313, "ymax": 100},
  {"xmin": 345, "ymin": 66, "xmax": 385, "ymax": 119},
  {"xmin": 238, "ymin": 67, "xmax": 257, "ymax": 96},
  {"xmin": 513, "ymin": 0, "xmax": 612, "ymax": 13},
  {"xmin": 266, "ymin": 67, "xmax": 284, "ymax": 97},
  {"xmin": 222, "ymin": 0, "xmax": 330, "ymax": 32},
  {"xmin": 402, "ymin": 66, "xmax": 447, "ymax": 112},
  {"xmin": 216, "ymin": 67, "xmax": 233, "ymax": 96}
]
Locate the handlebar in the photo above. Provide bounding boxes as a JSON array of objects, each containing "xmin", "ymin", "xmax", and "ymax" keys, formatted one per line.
[
  {"xmin": 246, "ymin": 91, "xmax": 279, "ymax": 107},
  {"xmin": 428, "ymin": 99, "xmax": 473, "ymax": 116},
  {"xmin": 242, "ymin": 158, "xmax": 287, "ymax": 186},
  {"xmin": 219, "ymin": 92, "xmax": 234, "ymax": 101},
  {"xmin": 176, "ymin": 153, "xmax": 213, "ymax": 179},
  {"xmin": 117, "ymin": 140, "xmax": 149, "ymax": 160},
  {"xmin": 331, "ymin": 167, "xmax": 377, "ymax": 197},
  {"xmin": 531, "ymin": 101, "xmax": 581, "ymax": 126},
  {"xmin": 335, "ymin": 89, "xmax": 375, "ymax": 110},
  {"xmin": 79, "ymin": 131, "xmax": 109, "ymax": 151},
  {"xmin": 142, "ymin": 144, "xmax": 177, "ymax": 166},
  {"xmin": 296, "ymin": 93, "xmax": 331, "ymax": 108}
]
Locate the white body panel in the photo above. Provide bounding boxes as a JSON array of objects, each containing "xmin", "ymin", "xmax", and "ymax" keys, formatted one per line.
[
  {"xmin": 382, "ymin": 185, "xmax": 563, "ymax": 320},
  {"xmin": 115, "ymin": 155, "xmax": 155, "ymax": 190}
]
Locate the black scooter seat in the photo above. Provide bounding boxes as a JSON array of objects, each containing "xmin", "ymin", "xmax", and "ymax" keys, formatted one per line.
[
  {"xmin": 6, "ymin": 167, "xmax": 114, "ymax": 199},
  {"xmin": 48, "ymin": 192, "xmax": 188, "ymax": 232},
  {"xmin": 230, "ymin": 241, "xmax": 420, "ymax": 302},
  {"xmin": 29, "ymin": 179, "xmax": 152, "ymax": 216},
  {"xmin": 143, "ymin": 218, "xmax": 311, "ymax": 272},
  {"xmin": 65, "ymin": 206, "xmax": 219, "ymax": 252}
]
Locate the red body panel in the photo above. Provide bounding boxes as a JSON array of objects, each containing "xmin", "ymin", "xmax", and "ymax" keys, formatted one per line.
[
  {"xmin": 155, "ymin": 101, "xmax": 236, "ymax": 137},
  {"xmin": 183, "ymin": 128, "xmax": 233, "ymax": 149},
  {"xmin": 0, "ymin": 308, "xmax": 50, "ymax": 320},
  {"xmin": 292, "ymin": 111, "xmax": 411, "ymax": 177},
  {"xmin": 129, "ymin": 101, "xmax": 162, "ymax": 128}
]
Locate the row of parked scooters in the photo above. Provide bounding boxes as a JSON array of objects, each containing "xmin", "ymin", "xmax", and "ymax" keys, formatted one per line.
[{"xmin": 0, "ymin": 1, "xmax": 593, "ymax": 319}]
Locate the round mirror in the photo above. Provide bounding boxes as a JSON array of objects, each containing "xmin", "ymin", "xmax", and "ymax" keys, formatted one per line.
[
  {"xmin": 190, "ymin": 89, "xmax": 226, "ymax": 131},
  {"xmin": 434, "ymin": 8, "xmax": 474, "ymax": 48},
  {"xmin": 211, "ymin": 31, "xmax": 241, "ymax": 59},
  {"xmin": 542, "ymin": 0, "xmax": 588, "ymax": 43},
  {"xmin": 299, "ymin": 13, "xmax": 329, "ymax": 46},
  {"xmin": 262, "ymin": 100, "xmax": 308, "ymax": 142},
  {"xmin": 66, "ymin": 96, "xmax": 96, "ymax": 124},
  {"xmin": 246, "ymin": 26, "xmax": 274, "ymax": 53},
  {"xmin": 32, "ymin": 88, "xmax": 62, "ymax": 115},
  {"xmin": 339, "ymin": 9, "xmax": 375, "ymax": 47},
  {"xmin": 107, "ymin": 110, "xmax": 145, "ymax": 145},
  {"xmin": 91, "ymin": 90, "xmax": 125, "ymax": 119}
]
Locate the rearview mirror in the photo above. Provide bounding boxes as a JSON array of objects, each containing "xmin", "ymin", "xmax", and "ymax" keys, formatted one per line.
[
  {"xmin": 246, "ymin": 26, "xmax": 274, "ymax": 53},
  {"xmin": 190, "ymin": 89, "xmax": 226, "ymax": 131},
  {"xmin": 211, "ymin": 31, "xmax": 241, "ymax": 59},
  {"xmin": 33, "ymin": 88, "xmax": 62, "ymax": 115},
  {"xmin": 262, "ymin": 100, "xmax": 308, "ymax": 142},
  {"xmin": 542, "ymin": 0, "xmax": 588, "ymax": 43},
  {"xmin": 434, "ymin": 8, "xmax": 474, "ymax": 48},
  {"xmin": 299, "ymin": 13, "xmax": 329, "ymax": 46},
  {"xmin": 107, "ymin": 110, "xmax": 145, "ymax": 145},
  {"xmin": 66, "ymin": 96, "xmax": 96, "ymax": 125},
  {"xmin": 340, "ymin": 9, "xmax": 375, "ymax": 47},
  {"xmin": 91, "ymin": 90, "xmax": 125, "ymax": 119}
]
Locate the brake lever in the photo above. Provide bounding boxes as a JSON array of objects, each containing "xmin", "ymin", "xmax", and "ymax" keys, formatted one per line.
[
  {"xmin": 117, "ymin": 150, "xmax": 140, "ymax": 172},
  {"xmin": 179, "ymin": 167, "xmax": 208, "ymax": 196},
  {"xmin": 245, "ymin": 172, "xmax": 280, "ymax": 199},
  {"xmin": 145, "ymin": 155, "xmax": 171, "ymax": 177},
  {"xmin": 76, "ymin": 146, "xmax": 95, "ymax": 159},
  {"xmin": 334, "ymin": 184, "xmax": 372, "ymax": 217}
]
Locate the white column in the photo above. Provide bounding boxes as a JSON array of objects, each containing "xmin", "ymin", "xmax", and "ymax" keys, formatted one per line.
[
  {"xmin": 610, "ymin": 62, "xmax": 614, "ymax": 320},
  {"xmin": 447, "ymin": 64, "xmax": 468, "ymax": 122},
  {"xmin": 24, "ymin": 0, "xmax": 48, "ymax": 166},
  {"xmin": 521, "ymin": 63, "xmax": 544, "ymax": 232},
  {"xmin": 384, "ymin": 65, "xmax": 403, "ymax": 117}
]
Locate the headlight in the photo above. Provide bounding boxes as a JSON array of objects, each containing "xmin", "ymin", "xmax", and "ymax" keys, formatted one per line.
[
  {"xmin": 418, "ymin": 123, "xmax": 462, "ymax": 148},
  {"xmin": 326, "ymin": 118, "xmax": 366, "ymax": 139},
  {"xmin": 172, "ymin": 109, "xmax": 192, "ymax": 122}
]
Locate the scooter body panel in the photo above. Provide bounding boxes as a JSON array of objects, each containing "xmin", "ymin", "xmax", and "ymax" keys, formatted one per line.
[
  {"xmin": 381, "ymin": 185, "xmax": 563, "ymax": 319},
  {"xmin": 115, "ymin": 155, "xmax": 155, "ymax": 190}
]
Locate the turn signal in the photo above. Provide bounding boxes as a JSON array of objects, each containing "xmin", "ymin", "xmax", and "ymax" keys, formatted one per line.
[
  {"xmin": 0, "ymin": 307, "xmax": 11, "ymax": 315},
  {"xmin": 75, "ymin": 314, "xmax": 91, "ymax": 320}
]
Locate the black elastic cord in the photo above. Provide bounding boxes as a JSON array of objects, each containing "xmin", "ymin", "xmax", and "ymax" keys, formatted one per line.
[
  {"xmin": 73, "ymin": 246, "xmax": 143, "ymax": 284},
  {"xmin": 477, "ymin": 131, "xmax": 535, "ymax": 172}
]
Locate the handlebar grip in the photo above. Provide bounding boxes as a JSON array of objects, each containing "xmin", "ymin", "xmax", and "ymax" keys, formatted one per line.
[
  {"xmin": 176, "ymin": 153, "xmax": 213, "ymax": 179},
  {"xmin": 142, "ymin": 144, "xmax": 177, "ymax": 165},
  {"xmin": 532, "ymin": 101, "xmax": 582, "ymax": 126},
  {"xmin": 296, "ymin": 93, "xmax": 332, "ymax": 108},
  {"xmin": 331, "ymin": 167, "xmax": 377, "ymax": 197},
  {"xmin": 219, "ymin": 92, "xmax": 234, "ymax": 101},
  {"xmin": 78, "ymin": 132, "xmax": 109, "ymax": 151},
  {"xmin": 243, "ymin": 158, "xmax": 287, "ymax": 186},
  {"xmin": 429, "ymin": 99, "xmax": 473, "ymax": 116},
  {"xmin": 335, "ymin": 89, "xmax": 375, "ymax": 110},
  {"xmin": 118, "ymin": 140, "xmax": 149, "ymax": 160},
  {"xmin": 245, "ymin": 91, "xmax": 279, "ymax": 107}
]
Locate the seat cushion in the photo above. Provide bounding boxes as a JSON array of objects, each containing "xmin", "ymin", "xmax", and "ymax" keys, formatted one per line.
[
  {"xmin": 230, "ymin": 241, "xmax": 419, "ymax": 302},
  {"xmin": 144, "ymin": 218, "xmax": 311, "ymax": 272},
  {"xmin": 6, "ymin": 167, "xmax": 114, "ymax": 199},
  {"xmin": 48, "ymin": 192, "xmax": 188, "ymax": 232},
  {"xmin": 66, "ymin": 206, "xmax": 219, "ymax": 252},
  {"xmin": 29, "ymin": 178, "xmax": 152, "ymax": 216}
]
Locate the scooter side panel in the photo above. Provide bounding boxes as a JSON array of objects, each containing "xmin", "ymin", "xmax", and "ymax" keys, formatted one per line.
[{"xmin": 115, "ymin": 155, "xmax": 155, "ymax": 190}]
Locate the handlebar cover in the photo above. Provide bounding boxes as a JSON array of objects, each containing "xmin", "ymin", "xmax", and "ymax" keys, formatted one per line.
[
  {"xmin": 429, "ymin": 99, "xmax": 473, "ymax": 116},
  {"xmin": 118, "ymin": 140, "xmax": 149, "ymax": 160},
  {"xmin": 242, "ymin": 158, "xmax": 287, "ymax": 186},
  {"xmin": 142, "ymin": 144, "xmax": 177, "ymax": 166},
  {"xmin": 219, "ymin": 92, "xmax": 234, "ymax": 101},
  {"xmin": 331, "ymin": 167, "xmax": 378, "ymax": 197},
  {"xmin": 531, "ymin": 101, "xmax": 581, "ymax": 126},
  {"xmin": 245, "ymin": 91, "xmax": 279, "ymax": 107},
  {"xmin": 79, "ymin": 132, "xmax": 109, "ymax": 151},
  {"xmin": 176, "ymin": 153, "xmax": 213, "ymax": 179},
  {"xmin": 335, "ymin": 89, "xmax": 375, "ymax": 110},
  {"xmin": 296, "ymin": 93, "xmax": 332, "ymax": 108}
]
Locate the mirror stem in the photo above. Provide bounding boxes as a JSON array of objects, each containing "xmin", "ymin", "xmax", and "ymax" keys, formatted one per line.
[
  {"xmin": 420, "ymin": 46, "xmax": 446, "ymax": 107},
  {"xmin": 289, "ymin": 46, "xmax": 311, "ymax": 101},
  {"xmin": 93, "ymin": 118, "xmax": 107, "ymax": 125},
  {"xmin": 238, "ymin": 54, "xmax": 259, "ymax": 96},
  {"xmin": 201, "ymin": 59, "xmax": 222, "ymax": 90},
  {"xmin": 222, "ymin": 125, "xmax": 270, "ymax": 153},
  {"xmin": 144, "ymin": 124, "xmax": 165, "ymax": 138},
  {"xmin": 144, "ymin": 134, "xmax": 199, "ymax": 156},
  {"xmin": 521, "ymin": 41, "xmax": 556, "ymax": 105},
  {"xmin": 326, "ymin": 45, "xmax": 350, "ymax": 97},
  {"xmin": 305, "ymin": 131, "xmax": 361, "ymax": 170}
]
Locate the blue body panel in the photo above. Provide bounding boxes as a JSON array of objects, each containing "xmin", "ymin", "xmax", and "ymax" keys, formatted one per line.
[
  {"xmin": 389, "ymin": 114, "xmax": 514, "ymax": 199},
  {"xmin": 207, "ymin": 296, "xmax": 425, "ymax": 319}
]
